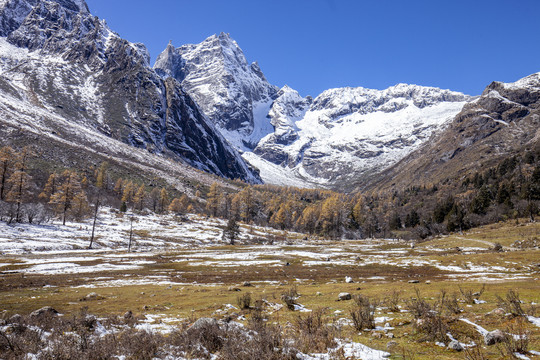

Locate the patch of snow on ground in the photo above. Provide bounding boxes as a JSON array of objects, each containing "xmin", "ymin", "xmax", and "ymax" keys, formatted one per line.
[
  {"xmin": 528, "ymin": 316, "xmax": 540, "ymax": 328},
  {"xmin": 298, "ymin": 338, "xmax": 389, "ymax": 360}
]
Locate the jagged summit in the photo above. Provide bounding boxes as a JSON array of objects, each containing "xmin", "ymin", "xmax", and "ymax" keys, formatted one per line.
[
  {"xmin": 154, "ymin": 33, "xmax": 278, "ymax": 143},
  {"xmin": 0, "ymin": 0, "xmax": 261, "ymax": 183},
  {"xmin": 154, "ymin": 33, "xmax": 474, "ymax": 189},
  {"xmin": 0, "ymin": 0, "xmax": 89, "ymax": 36}
]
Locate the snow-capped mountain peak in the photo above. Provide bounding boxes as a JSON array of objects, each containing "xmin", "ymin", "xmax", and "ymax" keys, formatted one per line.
[
  {"xmin": 154, "ymin": 34, "xmax": 474, "ymax": 189},
  {"xmin": 154, "ymin": 33, "xmax": 278, "ymax": 144},
  {"xmin": 247, "ymin": 82, "xmax": 471, "ymax": 188},
  {"xmin": 0, "ymin": 0, "xmax": 261, "ymax": 183}
]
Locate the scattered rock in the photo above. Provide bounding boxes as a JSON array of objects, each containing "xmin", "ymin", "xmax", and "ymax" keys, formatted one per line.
[
  {"xmin": 188, "ymin": 317, "xmax": 219, "ymax": 332},
  {"xmin": 228, "ymin": 286, "xmax": 241, "ymax": 292},
  {"xmin": 81, "ymin": 292, "xmax": 104, "ymax": 301},
  {"xmin": 425, "ymin": 280, "xmax": 431, "ymax": 284},
  {"xmin": 371, "ymin": 332, "xmax": 383, "ymax": 339},
  {"xmin": 243, "ymin": 281, "xmax": 253, "ymax": 287},
  {"xmin": 487, "ymin": 308, "xmax": 505, "ymax": 316},
  {"xmin": 386, "ymin": 341, "xmax": 398, "ymax": 350},
  {"xmin": 30, "ymin": 306, "xmax": 59, "ymax": 319},
  {"xmin": 123, "ymin": 311, "xmax": 133, "ymax": 320},
  {"xmin": 345, "ymin": 276, "xmax": 354, "ymax": 283},
  {"xmin": 448, "ymin": 340, "xmax": 463, "ymax": 351},
  {"xmin": 385, "ymin": 333, "xmax": 394, "ymax": 339},
  {"xmin": 338, "ymin": 292, "xmax": 352, "ymax": 301},
  {"xmin": 408, "ymin": 280, "xmax": 420, "ymax": 284},
  {"xmin": 9, "ymin": 314, "xmax": 22, "ymax": 323},
  {"xmin": 484, "ymin": 329, "xmax": 506, "ymax": 345},
  {"xmin": 492, "ymin": 243, "xmax": 503, "ymax": 252},
  {"xmin": 81, "ymin": 314, "xmax": 97, "ymax": 330},
  {"xmin": 316, "ymin": 292, "xmax": 322, "ymax": 296}
]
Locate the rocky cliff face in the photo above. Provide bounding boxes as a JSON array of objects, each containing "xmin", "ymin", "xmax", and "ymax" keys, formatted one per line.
[
  {"xmin": 155, "ymin": 34, "xmax": 472, "ymax": 190},
  {"xmin": 154, "ymin": 33, "xmax": 278, "ymax": 149},
  {"xmin": 0, "ymin": 0, "xmax": 260, "ymax": 183},
  {"xmin": 369, "ymin": 73, "xmax": 540, "ymax": 191},
  {"xmin": 253, "ymin": 84, "xmax": 471, "ymax": 189}
]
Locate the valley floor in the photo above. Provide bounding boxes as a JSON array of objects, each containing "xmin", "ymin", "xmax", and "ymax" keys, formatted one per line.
[{"xmin": 0, "ymin": 209, "xmax": 539, "ymax": 359}]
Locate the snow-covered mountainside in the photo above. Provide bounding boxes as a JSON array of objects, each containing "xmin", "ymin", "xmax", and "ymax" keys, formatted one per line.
[
  {"xmin": 155, "ymin": 34, "xmax": 471, "ymax": 189},
  {"xmin": 0, "ymin": 0, "xmax": 260, "ymax": 183},
  {"xmin": 154, "ymin": 33, "xmax": 279, "ymax": 149},
  {"xmin": 370, "ymin": 72, "xmax": 540, "ymax": 191},
  {"xmin": 254, "ymin": 84, "xmax": 471, "ymax": 188}
]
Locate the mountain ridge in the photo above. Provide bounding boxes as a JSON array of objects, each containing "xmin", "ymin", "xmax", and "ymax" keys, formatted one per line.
[
  {"xmin": 0, "ymin": 0, "xmax": 261, "ymax": 184},
  {"xmin": 366, "ymin": 72, "xmax": 540, "ymax": 192},
  {"xmin": 154, "ymin": 35, "xmax": 472, "ymax": 190}
]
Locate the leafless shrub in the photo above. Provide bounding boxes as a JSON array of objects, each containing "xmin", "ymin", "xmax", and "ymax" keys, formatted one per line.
[
  {"xmin": 0, "ymin": 308, "xmax": 348, "ymax": 360},
  {"xmin": 497, "ymin": 290, "xmax": 525, "ymax": 317},
  {"xmin": 350, "ymin": 295, "xmax": 376, "ymax": 330},
  {"xmin": 441, "ymin": 290, "xmax": 462, "ymax": 315},
  {"xmin": 397, "ymin": 345, "xmax": 417, "ymax": 360},
  {"xmin": 118, "ymin": 328, "xmax": 164, "ymax": 359},
  {"xmin": 237, "ymin": 292, "xmax": 252, "ymax": 310},
  {"xmin": 294, "ymin": 308, "xmax": 337, "ymax": 354},
  {"xmin": 464, "ymin": 345, "xmax": 488, "ymax": 360},
  {"xmin": 459, "ymin": 284, "xmax": 485, "ymax": 304},
  {"xmin": 0, "ymin": 324, "xmax": 43, "ymax": 359},
  {"xmin": 406, "ymin": 288, "xmax": 449, "ymax": 343},
  {"xmin": 384, "ymin": 290, "xmax": 401, "ymax": 312},
  {"xmin": 496, "ymin": 318, "xmax": 530, "ymax": 359},
  {"xmin": 406, "ymin": 288, "xmax": 432, "ymax": 319},
  {"xmin": 281, "ymin": 286, "xmax": 299, "ymax": 310},
  {"xmin": 221, "ymin": 322, "xmax": 296, "ymax": 360}
]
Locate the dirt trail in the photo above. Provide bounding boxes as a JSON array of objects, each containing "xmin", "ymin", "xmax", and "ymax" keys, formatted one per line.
[
  {"xmin": 454, "ymin": 236, "xmax": 496, "ymax": 247},
  {"xmin": 455, "ymin": 236, "xmax": 514, "ymax": 251}
]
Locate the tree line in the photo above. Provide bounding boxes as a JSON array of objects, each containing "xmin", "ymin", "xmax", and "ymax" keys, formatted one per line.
[{"xmin": 2, "ymin": 144, "xmax": 540, "ymax": 241}]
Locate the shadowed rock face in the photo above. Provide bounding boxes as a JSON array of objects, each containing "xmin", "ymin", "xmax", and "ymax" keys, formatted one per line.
[
  {"xmin": 155, "ymin": 34, "xmax": 472, "ymax": 190},
  {"xmin": 154, "ymin": 32, "xmax": 278, "ymax": 134},
  {"xmin": 0, "ymin": 0, "xmax": 260, "ymax": 183}
]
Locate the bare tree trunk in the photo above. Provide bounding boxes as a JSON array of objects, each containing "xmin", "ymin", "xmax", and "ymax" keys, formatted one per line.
[
  {"xmin": 128, "ymin": 216, "xmax": 134, "ymax": 252},
  {"xmin": 88, "ymin": 198, "xmax": 99, "ymax": 249}
]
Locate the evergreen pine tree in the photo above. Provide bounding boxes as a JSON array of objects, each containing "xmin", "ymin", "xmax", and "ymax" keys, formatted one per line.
[
  {"xmin": 222, "ymin": 216, "xmax": 240, "ymax": 245},
  {"xmin": 0, "ymin": 146, "xmax": 15, "ymax": 201},
  {"xmin": 39, "ymin": 172, "xmax": 59, "ymax": 202},
  {"xmin": 6, "ymin": 147, "xmax": 32, "ymax": 223},
  {"xmin": 49, "ymin": 170, "xmax": 86, "ymax": 225},
  {"xmin": 206, "ymin": 182, "xmax": 220, "ymax": 217},
  {"xmin": 159, "ymin": 188, "xmax": 169, "ymax": 213},
  {"xmin": 133, "ymin": 185, "xmax": 146, "ymax": 210}
]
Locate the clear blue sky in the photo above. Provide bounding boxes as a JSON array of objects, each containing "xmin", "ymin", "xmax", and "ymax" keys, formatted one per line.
[{"xmin": 86, "ymin": 0, "xmax": 540, "ymax": 97}]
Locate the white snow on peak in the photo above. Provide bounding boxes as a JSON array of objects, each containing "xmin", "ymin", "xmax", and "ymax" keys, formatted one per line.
[
  {"xmin": 153, "ymin": 33, "xmax": 473, "ymax": 189},
  {"xmin": 247, "ymin": 82, "xmax": 471, "ymax": 188},
  {"xmin": 501, "ymin": 72, "xmax": 540, "ymax": 90},
  {"xmin": 154, "ymin": 33, "xmax": 278, "ymax": 147}
]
